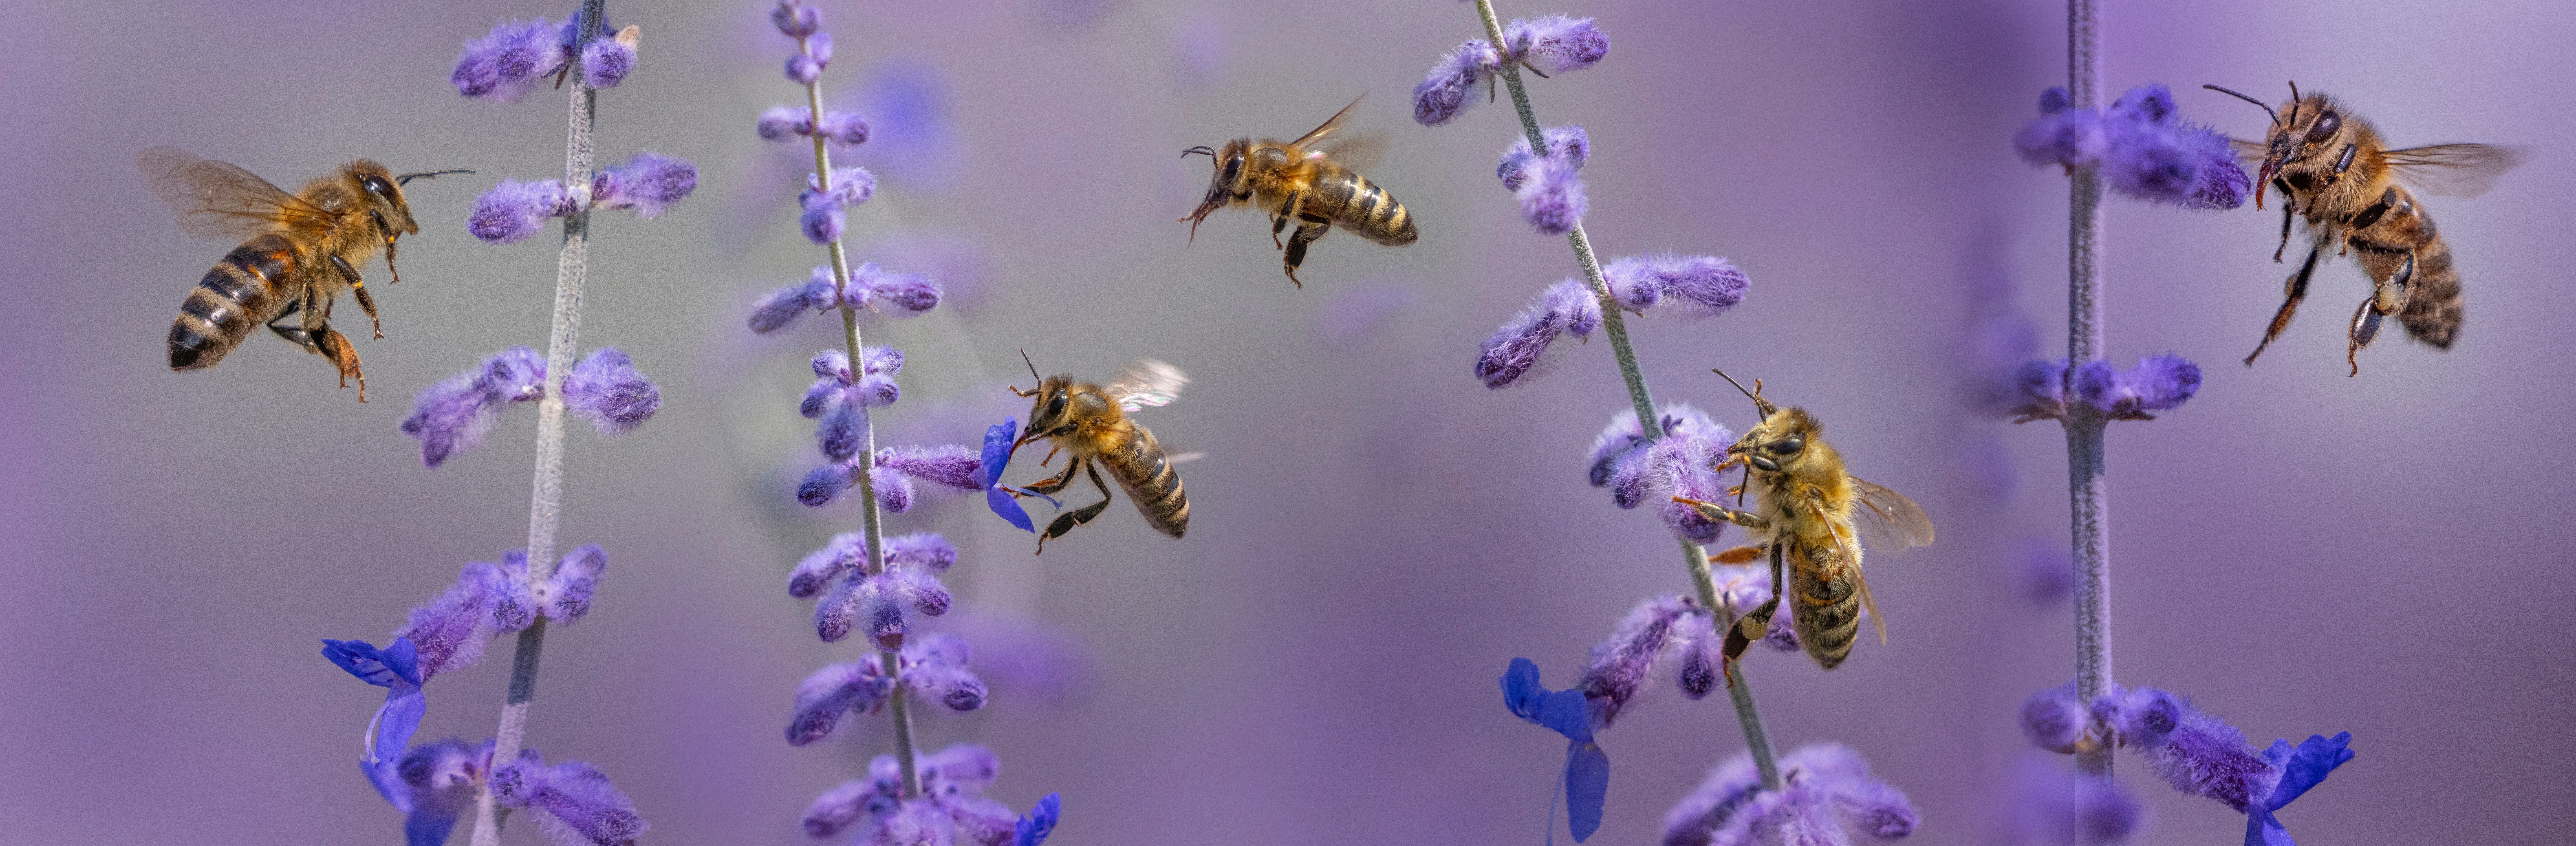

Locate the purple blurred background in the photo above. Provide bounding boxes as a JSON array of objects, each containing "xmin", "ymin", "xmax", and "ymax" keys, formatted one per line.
[{"xmin": 4, "ymin": 0, "xmax": 2570, "ymax": 843}]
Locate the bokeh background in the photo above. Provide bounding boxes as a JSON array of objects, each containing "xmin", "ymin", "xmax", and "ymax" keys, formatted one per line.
[{"xmin": 4, "ymin": 0, "xmax": 2570, "ymax": 843}]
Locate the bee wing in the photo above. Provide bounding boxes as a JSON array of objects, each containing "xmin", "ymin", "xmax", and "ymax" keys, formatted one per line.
[
  {"xmin": 139, "ymin": 146, "xmax": 335, "ymax": 239},
  {"xmin": 1288, "ymin": 96, "xmax": 1365, "ymax": 152},
  {"xmin": 1848, "ymin": 477, "xmax": 1935, "ymax": 555},
  {"xmin": 2229, "ymin": 137, "xmax": 2268, "ymax": 162},
  {"xmin": 2382, "ymin": 143, "xmax": 2529, "ymax": 199},
  {"xmin": 1804, "ymin": 495, "xmax": 1887, "ymax": 645},
  {"xmin": 1105, "ymin": 358, "xmax": 1188, "ymax": 413},
  {"xmin": 1313, "ymin": 130, "xmax": 1389, "ymax": 173}
]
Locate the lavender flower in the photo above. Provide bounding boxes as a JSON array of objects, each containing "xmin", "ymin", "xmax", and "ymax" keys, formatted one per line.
[
  {"xmin": 365, "ymin": 737, "xmax": 489, "ymax": 846},
  {"xmin": 562, "ymin": 348, "xmax": 660, "ymax": 435},
  {"xmin": 786, "ymin": 658, "xmax": 893, "ymax": 745},
  {"xmin": 1660, "ymin": 743, "xmax": 1918, "ymax": 846},
  {"xmin": 1505, "ymin": 15, "xmax": 1611, "ymax": 76},
  {"xmin": 2072, "ymin": 354, "xmax": 2201, "ymax": 420},
  {"xmin": 756, "ymin": 105, "xmax": 816, "ymax": 142},
  {"xmin": 1474, "ymin": 279, "xmax": 1600, "ymax": 389},
  {"xmin": 2095, "ymin": 687, "xmax": 2281, "ymax": 812},
  {"xmin": 450, "ymin": 18, "xmax": 560, "ymax": 103},
  {"xmin": 1498, "ymin": 124, "xmax": 1591, "ymax": 191},
  {"xmin": 2019, "ymin": 682, "xmax": 2086, "ymax": 753},
  {"xmin": 749, "ymin": 275, "xmax": 840, "ymax": 335},
  {"xmin": 902, "ymin": 632, "xmax": 990, "ymax": 711},
  {"xmin": 1581, "ymin": 595, "xmax": 1691, "ymax": 728},
  {"xmin": 490, "ymin": 754, "xmax": 648, "ymax": 846},
  {"xmin": 2247, "ymin": 732, "xmax": 2355, "ymax": 846},
  {"xmin": 1500, "ymin": 657, "xmax": 1609, "ymax": 842},
  {"xmin": 772, "ymin": 2, "xmax": 821, "ymax": 38},
  {"xmin": 1966, "ymin": 357, "xmax": 2070, "ymax": 423},
  {"xmin": 1412, "ymin": 39, "xmax": 1500, "ymax": 126},
  {"xmin": 1602, "ymin": 253, "xmax": 1749, "ymax": 320},
  {"xmin": 2003, "ymin": 756, "xmax": 2146, "ymax": 846},
  {"xmin": 589, "ymin": 152, "xmax": 696, "ymax": 219},
  {"xmin": 320, "ymin": 637, "xmax": 425, "ymax": 765},
  {"xmin": 466, "ymin": 178, "xmax": 571, "ymax": 244},
  {"xmin": 579, "ymin": 27, "xmax": 638, "ymax": 89},
  {"xmin": 1516, "ymin": 155, "xmax": 1588, "ymax": 235},
  {"xmin": 807, "ymin": 166, "xmax": 879, "ymax": 210},
  {"xmin": 2015, "ymin": 83, "xmax": 2249, "ymax": 210},
  {"xmin": 1587, "ymin": 404, "xmax": 1727, "ymax": 510},
  {"xmin": 802, "ymin": 744, "xmax": 1050, "ymax": 846}
]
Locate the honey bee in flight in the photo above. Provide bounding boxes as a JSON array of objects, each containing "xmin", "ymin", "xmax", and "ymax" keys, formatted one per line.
[
  {"xmin": 1672, "ymin": 372, "xmax": 1933, "ymax": 677},
  {"xmin": 1181, "ymin": 98, "xmax": 1419, "ymax": 287},
  {"xmin": 1007, "ymin": 356, "xmax": 1192, "ymax": 553},
  {"xmin": 141, "ymin": 147, "xmax": 470, "ymax": 400},
  {"xmin": 2203, "ymin": 84, "xmax": 2526, "ymax": 376}
]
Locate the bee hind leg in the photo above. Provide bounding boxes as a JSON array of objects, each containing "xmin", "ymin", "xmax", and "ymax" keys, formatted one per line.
[
  {"xmin": 1036, "ymin": 462, "xmax": 1117, "ymax": 555},
  {"xmin": 1020, "ymin": 456, "xmax": 1084, "ymax": 495},
  {"xmin": 1716, "ymin": 545, "xmax": 1790, "ymax": 686},
  {"xmin": 1281, "ymin": 218, "xmax": 1328, "ymax": 288},
  {"xmin": 2246, "ymin": 243, "xmax": 2323, "ymax": 366},
  {"xmin": 329, "ymin": 254, "xmax": 384, "ymax": 339}
]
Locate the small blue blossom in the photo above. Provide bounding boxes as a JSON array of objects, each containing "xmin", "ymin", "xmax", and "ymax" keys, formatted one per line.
[
  {"xmin": 1660, "ymin": 743, "xmax": 1919, "ymax": 846},
  {"xmin": 320, "ymin": 637, "xmax": 425, "ymax": 766},
  {"xmin": 562, "ymin": 348, "xmax": 660, "ymax": 435},
  {"xmin": 490, "ymin": 753, "xmax": 648, "ymax": 846},
  {"xmin": 980, "ymin": 417, "xmax": 1064, "ymax": 533},
  {"xmin": 590, "ymin": 152, "xmax": 697, "ymax": 219},
  {"xmin": 1412, "ymin": 39, "xmax": 1500, "ymax": 126},
  {"xmin": 363, "ymin": 736, "xmax": 490, "ymax": 846},
  {"xmin": 1504, "ymin": 15, "xmax": 1611, "ymax": 76},
  {"xmin": 1014, "ymin": 793, "xmax": 1062, "ymax": 846},
  {"xmin": 2246, "ymin": 732, "xmax": 2354, "ymax": 846},
  {"xmin": 466, "ymin": 178, "xmax": 572, "ymax": 244},
  {"xmin": 1501, "ymin": 657, "xmax": 1608, "ymax": 841}
]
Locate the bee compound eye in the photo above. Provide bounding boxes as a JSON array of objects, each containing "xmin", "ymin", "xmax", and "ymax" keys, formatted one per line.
[
  {"xmin": 1221, "ymin": 157, "xmax": 1242, "ymax": 183},
  {"xmin": 1044, "ymin": 396, "xmax": 1067, "ymax": 420},
  {"xmin": 2304, "ymin": 111, "xmax": 2341, "ymax": 144},
  {"xmin": 1767, "ymin": 438, "xmax": 1803, "ymax": 456}
]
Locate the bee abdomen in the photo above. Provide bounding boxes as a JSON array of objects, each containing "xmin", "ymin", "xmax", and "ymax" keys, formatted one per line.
[
  {"xmin": 1103, "ymin": 427, "xmax": 1189, "ymax": 538},
  {"xmin": 2397, "ymin": 233, "xmax": 2462, "ymax": 348},
  {"xmin": 1788, "ymin": 557, "xmax": 1863, "ymax": 670},
  {"xmin": 169, "ymin": 235, "xmax": 298, "ymax": 371},
  {"xmin": 1304, "ymin": 167, "xmax": 1416, "ymax": 247}
]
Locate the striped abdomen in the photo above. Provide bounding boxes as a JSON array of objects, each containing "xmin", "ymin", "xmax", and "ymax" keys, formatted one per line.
[
  {"xmin": 170, "ymin": 234, "xmax": 301, "ymax": 370},
  {"xmin": 1302, "ymin": 165, "xmax": 1418, "ymax": 246},
  {"xmin": 1100, "ymin": 423, "xmax": 1189, "ymax": 538},
  {"xmin": 1787, "ymin": 542, "xmax": 1863, "ymax": 669}
]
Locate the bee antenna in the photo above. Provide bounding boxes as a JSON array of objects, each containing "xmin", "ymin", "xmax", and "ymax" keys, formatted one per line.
[
  {"xmin": 1711, "ymin": 368, "xmax": 1778, "ymax": 419},
  {"xmin": 396, "ymin": 168, "xmax": 475, "ymax": 186},
  {"xmin": 2285, "ymin": 80, "xmax": 2302, "ymax": 126},
  {"xmin": 2201, "ymin": 85, "xmax": 2278, "ymax": 126},
  {"xmin": 1180, "ymin": 146, "xmax": 1216, "ymax": 160},
  {"xmin": 1020, "ymin": 348, "xmax": 1043, "ymax": 384}
]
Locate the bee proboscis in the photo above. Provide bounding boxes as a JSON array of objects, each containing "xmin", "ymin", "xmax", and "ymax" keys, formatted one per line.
[
  {"xmin": 2203, "ymin": 84, "xmax": 2526, "ymax": 376},
  {"xmin": 1181, "ymin": 98, "xmax": 1419, "ymax": 287},
  {"xmin": 1673, "ymin": 371, "xmax": 1934, "ymax": 679},
  {"xmin": 142, "ymin": 147, "xmax": 469, "ymax": 401},
  {"xmin": 1008, "ymin": 356, "xmax": 1192, "ymax": 553}
]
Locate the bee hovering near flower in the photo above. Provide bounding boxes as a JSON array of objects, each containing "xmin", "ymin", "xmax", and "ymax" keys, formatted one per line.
[
  {"xmin": 1674, "ymin": 372, "xmax": 1933, "ymax": 677},
  {"xmin": 141, "ymin": 147, "xmax": 470, "ymax": 400},
  {"xmin": 1181, "ymin": 98, "xmax": 1419, "ymax": 287},
  {"xmin": 1008, "ymin": 355, "xmax": 1192, "ymax": 553},
  {"xmin": 2203, "ymin": 83, "xmax": 2527, "ymax": 375}
]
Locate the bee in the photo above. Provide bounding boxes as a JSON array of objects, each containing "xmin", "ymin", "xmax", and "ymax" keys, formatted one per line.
[
  {"xmin": 1672, "ymin": 372, "xmax": 1933, "ymax": 677},
  {"xmin": 1007, "ymin": 355, "xmax": 1191, "ymax": 553},
  {"xmin": 2203, "ymin": 84, "xmax": 2526, "ymax": 376},
  {"xmin": 1180, "ymin": 98, "xmax": 1419, "ymax": 288},
  {"xmin": 141, "ymin": 147, "xmax": 470, "ymax": 400}
]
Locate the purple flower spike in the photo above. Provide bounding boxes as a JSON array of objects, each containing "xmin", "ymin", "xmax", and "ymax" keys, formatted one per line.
[
  {"xmin": 807, "ymin": 166, "xmax": 878, "ymax": 209},
  {"xmin": 580, "ymin": 36, "xmax": 635, "ymax": 89},
  {"xmin": 1413, "ymin": 39, "xmax": 1500, "ymax": 126},
  {"xmin": 2021, "ymin": 682, "xmax": 2087, "ymax": 752},
  {"xmin": 818, "ymin": 110, "xmax": 872, "ymax": 147},
  {"xmin": 773, "ymin": 2, "xmax": 821, "ymax": 38},
  {"xmin": 563, "ymin": 348, "xmax": 659, "ymax": 435},
  {"xmin": 1517, "ymin": 156, "xmax": 1588, "ymax": 235},
  {"xmin": 1506, "ymin": 15, "xmax": 1610, "ymax": 76},
  {"xmin": 401, "ymin": 347, "xmax": 546, "ymax": 468},
  {"xmin": 1014, "ymin": 793, "xmax": 1061, "ymax": 846},
  {"xmin": 2099, "ymin": 689, "xmax": 2282, "ymax": 812},
  {"xmin": 590, "ymin": 152, "xmax": 696, "ymax": 219},
  {"xmin": 490, "ymin": 755, "xmax": 648, "ymax": 846},
  {"xmin": 467, "ymin": 179, "xmax": 571, "ymax": 244},
  {"xmin": 787, "ymin": 659, "xmax": 893, "ymax": 745},
  {"xmin": 451, "ymin": 18, "xmax": 561, "ymax": 103},
  {"xmin": 1661, "ymin": 743, "xmax": 1918, "ymax": 846},
  {"xmin": 1581, "ymin": 595, "xmax": 1689, "ymax": 729},
  {"xmin": 757, "ymin": 105, "xmax": 815, "ymax": 142},
  {"xmin": 1500, "ymin": 658, "xmax": 1607, "ymax": 842}
]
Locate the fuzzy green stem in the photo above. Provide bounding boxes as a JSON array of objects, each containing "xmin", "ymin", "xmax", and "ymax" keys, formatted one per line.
[
  {"xmin": 2064, "ymin": 0, "xmax": 2114, "ymax": 778},
  {"xmin": 1472, "ymin": 0, "xmax": 1783, "ymax": 793},
  {"xmin": 801, "ymin": 32, "xmax": 922, "ymax": 798}
]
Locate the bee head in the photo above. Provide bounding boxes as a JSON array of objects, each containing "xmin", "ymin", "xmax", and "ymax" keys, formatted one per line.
[
  {"xmin": 1015, "ymin": 375, "xmax": 1079, "ymax": 447},
  {"xmin": 342, "ymin": 160, "xmax": 421, "ymax": 235},
  {"xmin": 1733, "ymin": 407, "xmax": 1819, "ymax": 473},
  {"xmin": 2262, "ymin": 86, "xmax": 2345, "ymax": 208},
  {"xmin": 1180, "ymin": 139, "xmax": 1253, "ymax": 240}
]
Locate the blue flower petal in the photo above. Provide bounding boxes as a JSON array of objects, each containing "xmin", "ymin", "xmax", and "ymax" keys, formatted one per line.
[
  {"xmin": 1536, "ymin": 689, "xmax": 1593, "ymax": 743},
  {"xmin": 1502, "ymin": 657, "xmax": 1545, "ymax": 721},
  {"xmin": 323, "ymin": 639, "xmax": 401, "ymax": 687},
  {"xmin": 2246, "ymin": 807, "xmax": 2295, "ymax": 846},
  {"xmin": 370, "ymin": 686, "xmax": 426, "ymax": 765},
  {"xmin": 989, "ymin": 486, "xmax": 1037, "ymax": 534},
  {"xmin": 363, "ymin": 758, "xmax": 412, "ymax": 811},
  {"xmin": 1013, "ymin": 792, "xmax": 1061, "ymax": 846},
  {"xmin": 381, "ymin": 637, "xmax": 422, "ymax": 687},
  {"xmin": 982, "ymin": 417, "xmax": 1017, "ymax": 487},
  {"xmin": 2266, "ymin": 732, "xmax": 2354, "ymax": 810},
  {"xmin": 405, "ymin": 803, "xmax": 464, "ymax": 846},
  {"xmin": 1564, "ymin": 740, "xmax": 1609, "ymax": 842}
]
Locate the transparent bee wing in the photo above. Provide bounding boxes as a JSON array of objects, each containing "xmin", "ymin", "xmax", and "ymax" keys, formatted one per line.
[
  {"xmin": 1289, "ymin": 96, "xmax": 1365, "ymax": 151},
  {"xmin": 1105, "ymin": 359, "xmax": 1188, "ymax": 412},
  {"xmin": 1166, "ymin": 451, "xmax": 1207, "ymax": 464},
  {"xmin": 1313, "ymin": 130, "xmax": 1389, "ymax": 173},
  {"xmin": 1848, "ymin": 477, "xmax": 1935, "ymax": 555},
  {"xmin": 138, "ymin": 146, "xmax": 335, "ymax": 239},
  {"xmin": 1804, "ymin": 495, "xmax": 1887, "ymax": 645},
  {"xmin": 2382, "ymin": 143, "xmax": 2529, "ymax": 198},
  {"xmin": 2229, "ymin": 137, "xmax": 2268, "ymax": 162}
]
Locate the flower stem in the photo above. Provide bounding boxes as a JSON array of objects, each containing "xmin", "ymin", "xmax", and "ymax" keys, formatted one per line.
[
  {"xmin": 470, "ymin": 2, "xmax": 605, "ymax": 843},
  {"xmin": 2063, "ymin": 0, "xmax": 2114, "ymax": 777},
  {"xmin": 802, "ymin": 34, "xmax": 922, "ymax": 799},
  {"xmin": 1472, "ymin": 0, "xmax": 1783, "ymax": 793}
]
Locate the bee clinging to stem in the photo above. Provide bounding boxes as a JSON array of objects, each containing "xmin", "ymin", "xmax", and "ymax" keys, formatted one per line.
[
  {"xmin": 1007, "ymin": 353, "xmax": 1192, "ymax": 554},
  {"xmin": 1671, "ymin": 371, "xmax": 1933, "ymax": 682},
  {"xmin": 1181, "ymin": 97, "xmax": 1419, "ymax": 288},
  {"xmin": 142, "ymin": 147, "xmax": 470, "ymax": 401},
  {"xmin": 2202, "ymin": 83, "xmax": 2526, "ymax": 376}
]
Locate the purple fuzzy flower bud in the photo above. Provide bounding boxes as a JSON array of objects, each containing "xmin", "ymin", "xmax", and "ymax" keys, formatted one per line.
[
  {"xmin": 808, "ymin": 32, "xmax": 834, "ymax": 66},
  {"xmin": 885, "ymin": 566, "xmax": 953, "ymax": 618},
  {"xmin": 1516, "ymin": 156, "xmax": 1588, "ymax": 235},
  {"xmin": 1544, "ymin": 279, "xmax": 1603, "ymax": 340},
  {"xmin": 1673, "ymin": 613, "xmax": 1721, "ymax": 700},
  {"xmin": 817, "ymin": 398, "xmax": 867, "ymax": 461},
  {"xmin": 1580, "ymin": 594, "xmax": 1688, "ymax": 729},
  {"xmin": 756, "ymin": 105, "xmax": 815, "ymax": 142},
  {"xmin": 491, "ymin": 756, "xmax": 648, "ymax": 846},
  {"xmin": 1584, "ymin": 408, "xmax": 1652, "ymax": 495},
  {"xmin": 807, "ymin": 166, "xmax": 878, "ymax": 209},
  {"xmin": 2107, "ymin": 83, "xmax": 2177, "ymax": 125},
  {"xmin": 2022, "ymin": 682, "xmax": 2087, "ymax": 752},
  {"xmin": 817, "ymin": 110, "xmax": 871, "ymax": 147},
  {"xmin": 2081, "ymin": 353, "xmax": 2201, "ymax": 420},
  {"xmin": 475, "ymin": 554, "xmax": 536, "ymax": 634},
  {"xmin": 451, "ymin": 18, "xmax": 561, "ymax": 103},
  {"xmin": 1969, "ymin": 357, "xmax": 2070, "ymax": 422},
  {"xmin": 902, "ymin": 634, "xmax": 988, "ymax": 712},
  {"xmin": 750, "ymin": 278, "xmax": 838, "ymax": 336},
  {"xmin": 590, "ymin": 152, "xmax": 695, "ymax": 219},
  {"xmin": 850, "ymin": 262, "xmax": 943, "ymax": 315},
  {"xmin": 1603, "ymin": 253, "xmax": 1749, "ymax": 320},
  {"xmin": 920, "ymin": 743, "xmax": 1001, "ymax": 798},
  {"xmin": 1661, "ymin": 743, "xmax": 1917, "ymax": 846},
  {"xmin": 773, "ymin": 3, "xmax": 821, "ymax": 38},
  {"xmin": 1499, "ymin": 124, "xmax": 1592, "ymax": 192},
  {"xmin": 1647, "ymin": 435, "xmax": 1731, "ymax": 543},
  {"xmin": 860, "ymin": 345, "xmax": 904, "ymax": 376},
  {"xmin": 884, "ymin": 532, "xmax": 958, "ymax": 572},
  {"xmin": 798, "ymin": 379, "xmax": 840, "ymax": 418},
  {"xmin": 2103, "ymin": 128, "xmax": 2201, "ymax": 204},
  {"xmin": 788, "ymin": 532, "xmax": 864, "ymax": 599},
  {"xmin": 801, "ymin": 779, "xmax": 884, "ymax": 838},
  {"xmin": 798, "ymin": 460, "xmax": 860, "ymax": 507},
  {"xmin": 850, "ymin": 375, "xmax": 901, "ymax": 408},
  {"xmin": 466, "ymin": 179, "xmax": 570, "ymax": 244},
  {"xmin": 1474, "ymin": 281, "xmax": 1599, "ymax": 389},
  {"xmin": 1413, "ymin": 39, "xmax": 1499, "ymax": 126},
  {"xmin": 800, "ymin": 204, "xmax": 846, "ymax": 244},
  {"xmin": 787, "ymin": 659, "xmax": 892, "ymax": 745},
  {"xmin": 394, "ymin": 571, "xmax": 503, "ymax": 681},
  {"xmin": 401, "ymin": 347, "xmax": 547, "ymax": 467},
  {"xmin": 811, "ymin": 349, "xmax": 853, "ymax": 381},
  {"xmin": 873, "ymin": 466, "xmax": 918, "ymax": 513},
  {"xmin": 580, "ymin": 36, "xmax": 635, "ymax": 89},
  {"xmin": 2110, "ymin": 690, "xmax": 2281, "ymax": 812},
  {"xmin": 1506, "ymin": 15, "xmax": 1610, "ymax": 76},
  {"xmin": 812, "ymin": 570, "xmax": 878, "ymax": 644},
  {"xmin": 786, "ymin": 54, "xmax": 823, "ymax": 85},
  {"xmin": 2038, "ymin": 86, "xmax": 2072, "ymax": 115},
  {"xmin": 2015, "ymin": 108, "xmax": 2110, "ymax": 168},
  {"xmin": 539, "ymin": 544, "xmax": 607, "ymax": 624},
  {"xmin": 880, "ymin": 444, "xmax": 987, "ymax": 492},
  {"xmin": 562, "ymin": 347, "xmax": 659, "ymax": 435}
]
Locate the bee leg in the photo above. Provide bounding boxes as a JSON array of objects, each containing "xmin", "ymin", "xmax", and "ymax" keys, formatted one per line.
[
  {"xmin": 1035, "ymin": 462, "xmax": 1118, "ymax": 554},
  {"xmin": 2245, "ymin": 243, "xmax": 2323, "ymax": 366},
  {"xmin": 1020, "ymin": 456, "xmax": 1083, "ymax": 495},
  {"xmin": 1671, "ymin": 497, "xmax": 1772, "ymax": 532},
  {"xmin": 2345, "ymin": 252, "xmax": 2414, "ymax": 378},
  {"xmin": 265, "ymin": 298, "xmax": 318, "ymax": 352},
  {"xmin": 1281, "ymin": 218, "xmax": 1328, "ymax": 288},
  {"xmin": 329, "ymin": 254, "xmax": 384, "ymax": 340},
  {"xmin": 1717, "ymin": 545, "xmax": 1790, "ymax": 687},
  {"xmin": 369, "ymin": 211, "xmax": 402, "ymax": 285},
  {"xmin": 313, "ymin": 325, "xmax": 367, "ymax": 402},
  {"xmin": 2272, "ymin": 193, "xmax": 2295, "ymax": 262}
]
